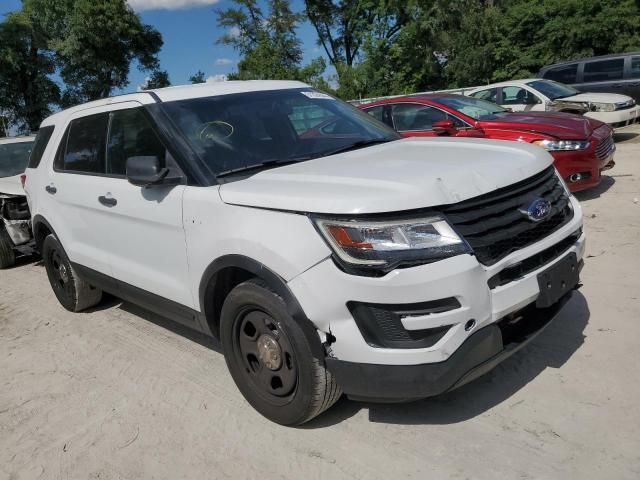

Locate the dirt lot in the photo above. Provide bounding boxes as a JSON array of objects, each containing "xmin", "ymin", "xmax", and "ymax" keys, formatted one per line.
[{"xmin": 1, "ymin": 127, "xmax": 640, "ymax": 480}]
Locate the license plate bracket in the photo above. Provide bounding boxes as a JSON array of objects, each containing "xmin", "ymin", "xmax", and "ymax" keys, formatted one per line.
[{"xmin": 536, "ymin": 253, "xmax": 579, "ymax": 308}]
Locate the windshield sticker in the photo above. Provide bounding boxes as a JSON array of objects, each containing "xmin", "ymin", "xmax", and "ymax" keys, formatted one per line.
[{"xmin": 301, "ymin": 91, "xmax": 334, "ymax": 100}]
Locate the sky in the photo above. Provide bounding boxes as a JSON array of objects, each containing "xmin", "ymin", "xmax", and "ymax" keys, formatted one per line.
[{"xmin": 0, "ymin": 0, "xmax": 325, "ymax": 93}]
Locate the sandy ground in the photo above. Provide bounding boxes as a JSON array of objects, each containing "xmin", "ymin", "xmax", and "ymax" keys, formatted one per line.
[{"xmin": 1, "ymin": 126, "xmax": 640, "ymax": 480}]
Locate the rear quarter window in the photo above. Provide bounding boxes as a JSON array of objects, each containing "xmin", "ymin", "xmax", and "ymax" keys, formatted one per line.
[{"xmin": 27, "ymin": 126, "xmax": 55, "ymax": 169}]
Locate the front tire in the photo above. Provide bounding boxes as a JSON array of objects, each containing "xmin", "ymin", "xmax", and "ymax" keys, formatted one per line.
[
  {"xmin": 42, "ymin": 234, "xmax": 102, "ymax": 312},
  {"xmin": 0, "ymin": 226, "xmax": 16, "ymax": 269},
  {"xmin": 220, "ymin": 279, "xmax": 341, "ymax": 426}
]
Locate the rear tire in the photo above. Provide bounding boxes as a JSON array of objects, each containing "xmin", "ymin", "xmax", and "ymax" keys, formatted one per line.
[
  {"xmin": 42, "ymin": 234, "xmax": 102, "ymax": 312},
  {"xmin": 220, "ymin": 279, "xmax": 341, "ymax": 426},
  {"xmin": 0, "ymin": 226, "xmax": 16, "ymax": 269}
]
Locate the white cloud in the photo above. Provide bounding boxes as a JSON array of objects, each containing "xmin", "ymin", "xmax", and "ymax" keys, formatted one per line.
[
  {"xmin": 215, "ymin": 58, "xmax": 234, "ymax": 66},
  {"xmin": 228, "ymin": 26, "xmax": 241, "ymax": 38},
  {"xmin": 207, "ymin": 74, "xmax": 228, "ymax": 83},
  {"xmin": 127, "ymin": 0, "xmax": 220, "ymax": 11}
]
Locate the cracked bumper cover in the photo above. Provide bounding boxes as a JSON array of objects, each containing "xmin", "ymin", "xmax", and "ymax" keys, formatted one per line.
[{"xmin": 325, "ymin": 293, "xmax": 572, "ymax": 402}]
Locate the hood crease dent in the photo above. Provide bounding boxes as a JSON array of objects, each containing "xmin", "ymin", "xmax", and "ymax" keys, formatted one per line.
[{"xmin": 219, "ymin": 138, "xmax": 553, "ymax": 215}]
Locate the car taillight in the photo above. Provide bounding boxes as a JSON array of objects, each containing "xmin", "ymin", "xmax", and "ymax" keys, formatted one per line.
[{"xmin": 20, "ymin": 174, "xmax": 26, "ymax": 189}]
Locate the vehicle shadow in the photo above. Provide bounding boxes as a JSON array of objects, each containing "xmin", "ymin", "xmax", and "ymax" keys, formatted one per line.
[
  {"xmin": 304, "ymin": 292, "xmax": 589, "ymax": 428},
  {"xmin": 85, "ymin": 296, "xmax": 222, "ymax": 353},
  {"xmin": 613, "ymin": 131, "xmax": 638, "ymax": 143},
  {"xmin": 573, "ymin": 175, "xmax": 615, "ymax": 201}
]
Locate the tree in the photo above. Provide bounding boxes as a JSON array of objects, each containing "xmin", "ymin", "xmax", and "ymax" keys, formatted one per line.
[
  {"xmin": 0, "ymin": 11, "xmax": 59, "ymax": 132},
  {"xmin": 189, "ymin": 70, "xmax": 207, "ymax": 84},
  {"xmin": 25, "ymin": 0, "xmax": 163, "ymax": 105},
  {"xmin": 304, "ymin": 0, "xmax": 411, "ymax": 95},
  {"xmin": 217, "ymin": 0, "xmax": 327, "ymax": 86},
  {"xmin": 142, "ymin": 70, "xmax": 171, "ymax": 89}
]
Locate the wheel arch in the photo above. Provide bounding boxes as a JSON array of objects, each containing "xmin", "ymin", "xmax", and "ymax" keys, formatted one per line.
[
  {"xmin": 32, "ymin": 214, "xmax": 57, "ymax": 252},
  {"xmin": 199, "ymin": 254, "xmax": 325, "ymax": 359}
]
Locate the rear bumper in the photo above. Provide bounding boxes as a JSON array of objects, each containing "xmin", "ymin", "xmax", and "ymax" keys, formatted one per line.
[{"xmin": 326, "ymin": 293, "xmax": 573, "ymax": 402}]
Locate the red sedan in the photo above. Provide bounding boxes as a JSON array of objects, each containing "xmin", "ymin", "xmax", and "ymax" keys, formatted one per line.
[{"xmin": 357, "ymin": 94, "xmax": 615, "ymax": 192}]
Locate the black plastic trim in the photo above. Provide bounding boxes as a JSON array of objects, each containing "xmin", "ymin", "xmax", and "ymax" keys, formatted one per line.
[
  {"xmin": 198, "ymin": 254, "xmax": 325, "ymax": 358},
  {"xmin": 72, "ymin": 263, "xmax": 207, "ymax": 333},
  {"xmin": 327, "ymin": 293, "xmax": 573, "ymax": 402},
  {"xmin": 347, "ymin": 298, "xmax": 460, "ymax": 349}
]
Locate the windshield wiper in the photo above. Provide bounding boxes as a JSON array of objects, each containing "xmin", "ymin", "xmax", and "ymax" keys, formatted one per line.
[
  {"xmin": 322, "ymin": 138, "xmax": 395, "ymax": 158},
  {"xmin": 215, "ymin": 157, "xmax": 309, "ymax": 179}
]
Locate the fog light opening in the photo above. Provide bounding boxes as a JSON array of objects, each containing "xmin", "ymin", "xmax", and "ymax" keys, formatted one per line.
[{"xmin": 464, "ymin": 319, "xmax": 476, "ymax": 332}]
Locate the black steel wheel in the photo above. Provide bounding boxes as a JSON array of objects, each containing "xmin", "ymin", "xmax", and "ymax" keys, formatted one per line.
[
  {"xmin": 42, "ymin": 234, "xmax": 102, "ymax": 312},
  {"xmin": 220, "ymin": 279, "xmax": 341, "ymax": 425}
]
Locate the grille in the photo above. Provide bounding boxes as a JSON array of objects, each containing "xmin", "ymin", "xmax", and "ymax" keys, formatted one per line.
[
  {"xmin": 442, "ymin": 166, "xmax": 573, "ymax": 266},
  {"xmin": 595, "ymin": 134, "xmax": 614, "ymax": 161},
  {"xmin": 487, "ymin": 228, "xmax": 582, "ymax": 289}
]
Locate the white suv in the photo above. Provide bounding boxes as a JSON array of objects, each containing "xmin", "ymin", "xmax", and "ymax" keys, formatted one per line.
[{"xmin": 25, "ymin": 81, "xmax": 585, "ymax": 425}]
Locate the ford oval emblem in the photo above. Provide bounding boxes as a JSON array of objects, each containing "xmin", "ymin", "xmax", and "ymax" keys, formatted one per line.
[{"xmin": 523, "ymin": 198, "xmax": 552, "ymax": 222}]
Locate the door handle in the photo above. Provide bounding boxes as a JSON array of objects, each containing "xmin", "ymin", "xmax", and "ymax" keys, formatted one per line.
[
  {"xmin": 98, "ymin": 194, "xmax": 117, "ymax": 207},
  {"xmin": 45, "ymin": 184, "xmax": 57, "ymax": 194}
]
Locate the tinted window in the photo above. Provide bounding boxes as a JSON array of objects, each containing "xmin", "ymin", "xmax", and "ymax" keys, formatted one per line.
[
  {"xmin": 583, "ymin": 59, "xmax": 624, "ymax": 82},
  {"xmin": 27, "ymin": 126, "xmax": 54, "ymax": 168},
  {"xmin": 62, "ymin": 114, "xmax": 109, "ymax": 174},
  {"xmin": 161, "ymin": 89, "xmax": 398, "ymax": 176},
  {"xmin": 107, "ymin": 109, "xmax": 166, "ymax": 176},
  {"xmin": 502, "ymin": 86, "xmax": 539, "ymax": 105},
  {"xmin": 392, "ymin": 104, "xmax": 457, "ymax": 131},
  {"xmin": 630, "ymin": 57, "xmax": 640, "ymax": 79},
  {"xmin": 470, "ymin": 88, "xmax": 498, "ymax": 103},
  {"xmin": 364, "ymin": 105, "xmax": 385, "ymax": 122},
  {"xmin": 0, "ymin": 140, "xmax": 34, "ymax": 178},
  {"xmin": 543, "ymin": 64, "xmax": 578, "ymax": 83}
]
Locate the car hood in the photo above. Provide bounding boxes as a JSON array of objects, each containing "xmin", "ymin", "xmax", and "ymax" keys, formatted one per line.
[
  {"xmin": 0, "ymin": 175, "xmax": 24, "ymax": 196},
  {"xmin": 479, "ymin": 112, "xmax": 603, "ymax": 139},
  {"xmin": 561, "ymin": 92, "xmax": 633, "ymax": 104},
  {"xmin": 219, "ymin": 138, "xmax": 553, "ymax": 214}
]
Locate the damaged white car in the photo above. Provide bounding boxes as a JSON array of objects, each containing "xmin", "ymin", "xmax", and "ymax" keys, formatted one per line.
[{"xmin": 0, "ymin": 136, "xmax": 35, "ymax": 268}]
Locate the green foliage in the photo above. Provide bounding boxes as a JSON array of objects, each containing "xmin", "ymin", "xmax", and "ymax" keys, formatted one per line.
[
  {"xmin": 24, "ymin": 0, "xmax": 163, "ymax": 105},
  {"xmin": 0, "ymin": 11, "xmax": 59, "ymax": 133},
  {"xmin": 189, "ymin": 70, "xmax": 207, "ymax": 84},
  {"xmin": 142, "ymin": 70, "xmax": 171, "ymax": 89},
  {"xmin": 217, "ymin": 0, "xmax": 328, "ymax": 87}
]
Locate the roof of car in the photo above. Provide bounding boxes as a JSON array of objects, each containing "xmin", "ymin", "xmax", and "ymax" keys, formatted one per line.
[
  {"xmin": 0, "ymin": 135, "xmax": 36, "ymax": 144},
  {"xmin": 40, "ymin": 80, "xmax": 309, "ymax": 127},
  {"xmin": 467, "ymin": 79, "xmax": 539, "ymax": 91},
  {"xmin": 540, "ymin": 52, "xmax": 640, "ymax": 70}
]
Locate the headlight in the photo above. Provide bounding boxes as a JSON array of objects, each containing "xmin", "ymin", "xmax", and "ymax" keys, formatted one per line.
[
  {"xmin": 533, "ymin": 139, "xmax": 590, "ymax": 151},
  {"xmin": 589, "ymin": 102, "xmax": 615, "ymax": 112},
  {"xmin": 313, "ymin": 216, "xmax": 471, "ymax": 272}
]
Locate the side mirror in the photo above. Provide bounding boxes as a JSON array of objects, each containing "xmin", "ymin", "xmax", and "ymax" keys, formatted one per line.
[
  {"xmin": 432, "ymin": 119, "xmax": 457, "ymax": 136},
  {"xmin": 525, "ymin": 96, "xmax": 541, "ymax": 105},
  {"xmin": 126, "ymin": 156, "xmax": 181, "ymax": 187}
]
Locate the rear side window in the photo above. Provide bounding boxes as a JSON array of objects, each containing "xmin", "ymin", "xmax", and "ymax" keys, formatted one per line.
[
  {"xmin": 107, "ymin": 109, "xmax": 166, "ymax": 176},
  {"xmin": 27, "ymin": 126, "xmax": 55, "ymax": 168},
  {"xmin": 543, "ymin": 64, "xmax": 578, "ymax": 83},
  {"xmin": 60, "ymin": 114, "xmax": 109, "ymax": 174},
  {"xmin": 631, "ymin": 57, "xmax": 640, "ymax": 79},
  {"xmin": 583, "ymin": 59, "xmax": 624, "ymax": 82}
]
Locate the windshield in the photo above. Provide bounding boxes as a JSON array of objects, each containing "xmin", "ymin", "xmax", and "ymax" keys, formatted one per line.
[
  {"xmin": 160, "ymin": 88, "xmax": 399, "ymax": 176},
  {"xmin": 526, "ymin": 80, "xmax": 579, "ymax": 100},
  {"xmin": 435, "ymin": 95, "xmax": 508, "ymax": 120},
  {"xmin": 0, "ymin": 140, "xmax": 34, "ymax": 178}
]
